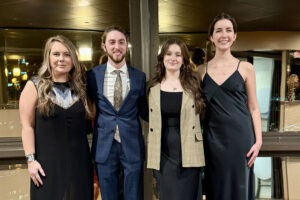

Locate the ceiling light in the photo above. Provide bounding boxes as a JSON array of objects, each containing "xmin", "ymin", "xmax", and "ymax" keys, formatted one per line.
[
  {"xmin": 7, "ymin": 55, "xmax": 22, "ymax": 60},
  {"xmin": 79, "ymin": 47, "xmax": 92, "ymax": 61},
  {"xmin": 79, "ymin": 0, "xmax": 90, "ymax": 7}
]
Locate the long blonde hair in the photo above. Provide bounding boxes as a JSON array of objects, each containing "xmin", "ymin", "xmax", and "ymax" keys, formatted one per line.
[{"xmin": 37, "ymin": 35, "xmax": 93, "ymax": 118}]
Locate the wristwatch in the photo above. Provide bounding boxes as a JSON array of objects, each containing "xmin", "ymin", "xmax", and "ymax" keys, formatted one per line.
[{"xmin": 26, "ymin": 153, "xmax": 36, "ymax": 162}]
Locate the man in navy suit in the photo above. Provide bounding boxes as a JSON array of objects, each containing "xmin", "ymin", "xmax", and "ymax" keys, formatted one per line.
[{"xmin": 86, "ymin": 26, "xmax": 148, "ymax": 200}]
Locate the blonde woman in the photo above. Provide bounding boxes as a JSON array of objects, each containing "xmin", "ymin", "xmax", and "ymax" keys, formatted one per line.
[{"xmin": 20, "ymin": 35, "xmax": 93, "ymax": 200}]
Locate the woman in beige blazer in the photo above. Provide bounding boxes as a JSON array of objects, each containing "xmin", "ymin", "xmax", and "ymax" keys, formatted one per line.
[{"xmin": 147, "ymin": 38, "xmax": 205, "ymax": 200}]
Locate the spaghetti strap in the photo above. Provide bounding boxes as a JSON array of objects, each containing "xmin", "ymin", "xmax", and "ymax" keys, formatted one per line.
[
  {"xmin": 236, "ymin": 60, "xmax": 241, "ymax": 70},
  {"xmin": 205, "ymin": 63, "xmax": 208, "ymax": 73}
]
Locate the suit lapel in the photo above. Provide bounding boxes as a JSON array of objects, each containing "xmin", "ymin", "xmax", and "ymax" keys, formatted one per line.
[
  {"xmin": 96, "ymin": 64, "xmax": 106, "ymax": 95},
  {"xmin": 96, "ymin": 63, "xmax": 115, "ymax": 110},
  {"xmin": 181, "ymin": 91, "xmax": 189, "ymax": 113},
  {"xmin": 151, "ymin": 83, "xmax": 161, "ymax": 108},
  {"xmin": 180, "ymin": 90, "xmax": 189, "ymax": 136}
]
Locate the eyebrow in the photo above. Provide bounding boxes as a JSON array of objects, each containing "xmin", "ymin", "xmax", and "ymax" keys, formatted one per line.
[
  {"xmin": 215, "ymin": 27, "xmax": 233, "ymax": 30},
  {"xmin": 108, "ymin": 39, "xmax": 126, "ymax": 42},
  {"xmin": 51, "ymin": 50, "xmax": 69, "ymax": 53},
  {"xmin": 167, "ymin": 50, "xmax": 181, "ymax": 54}
]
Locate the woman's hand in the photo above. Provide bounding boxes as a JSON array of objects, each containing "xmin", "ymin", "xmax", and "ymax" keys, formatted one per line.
[
  {"xmin": 28, "ymin": 161, "xmax": 46, "ymax": 187},
  {"xmin": 246, "ymin": 141, "xmax": 262, "ymax": 168}
]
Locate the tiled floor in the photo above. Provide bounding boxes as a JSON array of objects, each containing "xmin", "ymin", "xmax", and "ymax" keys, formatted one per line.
[
  {"xmin": 0, "ymin": 164, "xmax": 29, "ymax": 200},
  {"xmin": 0, "ymin": 164, "xmax": 284, "ymax": 200},
  {"xmin": 256, "ymin": 179, "xmax": 272, "ymax": 198}
]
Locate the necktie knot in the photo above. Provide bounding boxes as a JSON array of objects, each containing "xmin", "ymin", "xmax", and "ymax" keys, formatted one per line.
[{"xmin": 113, "ymin": 69, "xmax": 122, "ymax": 75}]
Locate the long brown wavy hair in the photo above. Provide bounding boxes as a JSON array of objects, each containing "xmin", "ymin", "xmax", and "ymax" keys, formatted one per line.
[
  {"xmin": 36, "ymin": 35, "xmax": 93, "ymax": 118},
  {"xmin": 149, "ymin": 38, "xmax": 205, "ymax": 113}
]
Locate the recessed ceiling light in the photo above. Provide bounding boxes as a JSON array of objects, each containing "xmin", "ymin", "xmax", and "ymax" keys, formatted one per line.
[{"xmin": 79, "ymin": 0, "xmax": 90, "ymax": 7}]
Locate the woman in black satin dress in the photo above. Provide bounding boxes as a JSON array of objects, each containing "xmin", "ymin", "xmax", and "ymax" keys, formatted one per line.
[
  {"xmin": 147, "ymin": 38, "xmax": 205, "ymax": 200},
  {"xmin": 199, "ymin": 13, "xmax": 263, "ymax": 200}
]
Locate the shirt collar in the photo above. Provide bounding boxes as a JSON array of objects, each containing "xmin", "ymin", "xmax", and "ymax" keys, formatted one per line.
[{"xmin": 106, "ymin": 61, "xmax": 128, "ymax": 74}]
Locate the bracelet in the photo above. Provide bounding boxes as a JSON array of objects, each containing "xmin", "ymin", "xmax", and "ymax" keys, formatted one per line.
[{"xmin": 25, "ymin": 153, "xmax": 36, "ymax": 162}]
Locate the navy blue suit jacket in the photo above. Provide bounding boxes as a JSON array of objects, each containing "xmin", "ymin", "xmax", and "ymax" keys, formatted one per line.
[{"xmin": 86, "ymin": 63, "xmax": 148, "ymax": 163}]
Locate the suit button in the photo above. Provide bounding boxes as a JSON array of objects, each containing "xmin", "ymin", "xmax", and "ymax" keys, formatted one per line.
[
  {"xmin": 192, "ymin": 105, "xmax": 195, "ymax": 108},
  {"xmin": 150, "ymin": 108, "xmax": 153, "ymax": 112},
  {"xmin": 150, "ymin": 128, "xmax": 153, "ymax": 132},
  {"xmin": 192, "ymin": 126, "xmax": 195, "ymax": 129}
]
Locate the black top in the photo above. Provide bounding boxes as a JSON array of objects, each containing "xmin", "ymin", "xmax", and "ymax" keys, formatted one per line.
[
  {"xmin": 160, "ymin": 90, "xmax": 182, "ymax": 118},
  {"xmin": 30, "ymin": 78, "xmax": 93, "ymax": 200},
  {"xmin": 160, "ymin": 90, "xmax": 182, "ymax": 164}
]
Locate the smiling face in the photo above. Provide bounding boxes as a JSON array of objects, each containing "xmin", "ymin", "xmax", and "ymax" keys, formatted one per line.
[
  {"xmin": 163, "ymin": 44, "xmax": 183, "ymax": 73},
  {"xmin": 49, "ymin": 41, "xmax": 73, "ymax": 78},
  {"xmin": 102, "ymin": 30, "xmax": 128, "ymax": 67},
  {"xmin": 210, "ymin": 19, "xmax": 237, "ymax": 51}
]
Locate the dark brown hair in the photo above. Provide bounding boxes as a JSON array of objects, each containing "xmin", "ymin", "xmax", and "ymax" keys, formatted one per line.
[
  {"xmin": 149, "ymin": 38, "xmax": 205, "ymax": 113},
  {"xmin": 209, "ymin": 13, "xmax": 237, "ymax": 36},
  {"xmin": 101, "ymin": 25, "xmax": 129, "ymax": 44}
]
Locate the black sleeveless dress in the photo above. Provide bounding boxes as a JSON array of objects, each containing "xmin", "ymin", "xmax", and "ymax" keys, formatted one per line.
[
  {"xmin": 154, "ymin": 91, "xmax": 200, "ymax": 200},
  {"xmin": 30, "ymin": 79, "xmax": 93, "ymax": 200},
  {"xmin": 202, "ymin": 61, "xmax": 255, "ymax": 200}
]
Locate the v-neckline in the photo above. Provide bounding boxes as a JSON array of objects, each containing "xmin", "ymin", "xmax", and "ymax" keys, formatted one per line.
[{"xmin": 205, "ymin": 70, "xmax": 238, "ymax": 87}]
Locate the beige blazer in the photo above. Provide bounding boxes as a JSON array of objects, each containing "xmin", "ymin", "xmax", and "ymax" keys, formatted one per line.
[{"xmin": 147, "ymin": 83, "xmax": 205, "ymax": 170}]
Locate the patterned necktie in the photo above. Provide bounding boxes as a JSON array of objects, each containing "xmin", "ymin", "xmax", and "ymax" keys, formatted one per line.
[
  {"xmin": 113, "ymin": 70, "xmax": 123, "ymax": 110},
  {"xmin": 113, "ymin": 70, "xmax": 122, "ymax": 143}
]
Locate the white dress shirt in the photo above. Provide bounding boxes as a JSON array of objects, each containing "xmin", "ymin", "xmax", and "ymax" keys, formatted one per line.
[{"xmin": 103, "ymin": 62, "xmax": 130, "ymax": 106}]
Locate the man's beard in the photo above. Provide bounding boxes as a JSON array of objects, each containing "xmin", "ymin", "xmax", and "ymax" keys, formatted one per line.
[{"xmin": 107, "ymin": 53, "xmax": 126, "ymax": 64}]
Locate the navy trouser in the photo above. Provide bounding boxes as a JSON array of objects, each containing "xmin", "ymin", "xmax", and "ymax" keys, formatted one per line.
[{"xmin": 95, "ymin": 140, "xmax": 143, "ymax": 200}]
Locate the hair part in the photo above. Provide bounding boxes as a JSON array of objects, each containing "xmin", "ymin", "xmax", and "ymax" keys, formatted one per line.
[
  {"xmin": 37, "ymin": 35, "xmax": 94, "ymax": 118},
  {"xmin": 208, "ymin": 12, "xmax": 237, "ymax": 36},
  {"xmin": 149, "ymin": 38, "xmax": 205, "ymax": 113}
]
